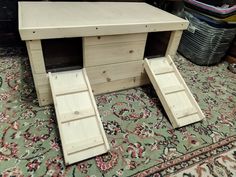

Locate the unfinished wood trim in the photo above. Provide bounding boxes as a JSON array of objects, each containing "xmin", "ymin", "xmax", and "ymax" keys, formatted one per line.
[
  {"xmin": 49, "ymin": 70, "xmax": 88, "ymax": 96},
  {"xmin": 49, "ymin": 70, "xmax": 110, "ymax": 165},
  {"xmin": 83, "ymin": 33, "xmax": 148, "ymax": 46},
  {"xmin": 26, "ymin": 40, "xmax": 46, "ymax": 74},
  {"xmin": 19, "ymin": 2, "xmax": 188, "ymax": 40},
  {"xmin": 55, "ymin": 89, "xmax": 88, "ymax": 97},
  {"xmin": 144, "ymin": 58, "xmax": 178, "ymax": 127},
  {"xmin": 86, "ymin": 60, "xmax": 145, "ymax": 85},
  {"xmin": 144, "ymin": 57, "xmax": 204, "ymax": 128},
  {"xmin": 167, "ymin": 55, "xmax": 205, "ymax": 119},
  {"xmin": 177, "ymin": 112, "xmax": 198, "ymax": 120},
  {"xmin": 48, "ymin": 72, "xmax": 68, "ymax": 162},
  {"xmin": 34, "ymin": 73, "xmax": 48, "ymax": 87},
  {"xmin": 163, "ymin": 85, "xmax": 185, "ymax": 95},
  {"xmin": 83, "ymin": 69, "xmax": 110, "ymax": 150},
  {"xmin": 34, "ymin": 72, "xmax": 149, "ymax": 105},
  {"xmin": 66, "ymin": 146, "xmax": 108, "ymax": 165},
  {"xmin": 60, "ymin": 109, "xmax": 96, "ymax": 124},
  {"xmin": 61, "ymin": 114, "xmax": 96, "ymax": 124},
  {"xmin": 176, "ymin": 114, "xmax": 201, "ymax": 126},
  {"xmin": 173, "ymin": 106, "xmax": 197, "ymax": 119},
  {"xmin": 67, "ymin": 137, "xmax": 104, "ymax": 155},
  {"xmin": 18, "ymin": 2, "xmax": 22, "ymax": 31},
  {"xmin": 20, "ymin": 23, "xmax": 188, "ymax": 40},
  {"xmin": 165, "ymin": 30, "xmax": 183, "ymax": 59},
  {"xmin": 36, "ymin": 88, "xmax": 53, "ymax": 106},
  {"xmin": 27, "ymin": 40, "xmax": 42, "ymax": 50},
  {"xmin": 155, "ymin": 70, "xmax": 174, "ymax": 75},
  {"xmin": 92, "ymin": 75, "xmax": 149, "ymax": 95}
]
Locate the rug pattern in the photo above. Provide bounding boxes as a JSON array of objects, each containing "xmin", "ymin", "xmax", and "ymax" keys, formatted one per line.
[{"xmin": 0, "ymin": 47, "xmax": 236, "ymax": 176}]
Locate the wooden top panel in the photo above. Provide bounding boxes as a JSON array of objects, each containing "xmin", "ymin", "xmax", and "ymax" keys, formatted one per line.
[{"xmin": 19, "ymin": 2, "xmax": 189, "ymax": 40}]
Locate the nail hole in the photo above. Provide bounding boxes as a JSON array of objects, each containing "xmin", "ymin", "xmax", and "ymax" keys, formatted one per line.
[
  {"xmin": 33, "ymin": 31, "xmax": 36, "ymax": 33},
  {"xmin": 96, "ymin": 27, "xmax": 98, "ymax": 30},
  {"xmin": 74, "ymin": 111, "xmax": 80, "ymax": 115},
  {"xmin": 129, "ymin": 50, "xmax": 134, "ymax": 54},
  {"xmin": 97, "ymin": 36, "xmax": 101, "ymax": 39}
]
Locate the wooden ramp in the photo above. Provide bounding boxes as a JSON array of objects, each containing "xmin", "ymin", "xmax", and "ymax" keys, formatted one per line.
[
  {"xmin": 48, "ymin": 69, "xmax": 109, "ymax": 165},
  {"xmin": 144, "ymin": 56, "xmax": 204, "ymax": 128}
]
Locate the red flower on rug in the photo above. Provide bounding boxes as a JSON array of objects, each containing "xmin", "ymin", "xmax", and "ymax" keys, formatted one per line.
[
  {"xmin": 45, "ymin": 156, "xmax": 64, "ymax": 176},
  {"xmin": 0, "ymin": 112, "xmax": 9, "ymax": 123},
  {"xmin": 0, "ymin": 93, "xmax": 10, "ymax": 101},
  {"xmin": 95, "ymin": 151, "xmax": 118, "ymax": 173},
  {"xmin": 162, "ymin": 147, "xmax": 182, "ymax": 161},
  {"xmin": 112, "ymin": 100, "xmax": 150, "ymax": 120},
  {"xmin": 1, "ymin": 167, "xmax": 23, "ymax": 177},
  {"xmin": 127, "ymin": 142, "xmax": 145, "ymax": 158},
  {"xmin": 77, "ymin": 162, "xmax": 92, "ymax": 174},
  {"xmin": 134, "ymin": 123, "xmax": 154, "ymax": 138},
  {"xmin": 102, "ymin": 121, "xmax": 122, "ymax": 135},
  {"xmin": 50, "ymin": 138, "xmax": 60, "ymax": 151},
  {"xmin": 26, "ymin": 159, "xmax": 41, "ymax": 172},
  {"xmin": 1, "ymin": 142, "xmax": 18, "ymax": 158}
]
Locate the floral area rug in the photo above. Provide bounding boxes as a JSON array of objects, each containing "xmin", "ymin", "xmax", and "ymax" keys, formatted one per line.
[{"xmin": 0, "ymin": 47, "xmax": 236, "ymax": 177}]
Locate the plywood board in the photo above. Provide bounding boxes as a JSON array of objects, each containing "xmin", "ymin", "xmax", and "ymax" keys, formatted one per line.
[
  {"xmin": 144, "ymin": 56, "xmax": 204, "ymax": 128},
  {"xmin": 83, "ymin": 37, "xmax": 147, "ymax": 67},
  {"xmin": 18, "ymin": 2, "xmax": 188, "ymax": 40},
  {"xmin": 49, "ymin": 69, "xmax": 109, "ymax": 165},
  {"xmin": 33, "ymin": 61, "xmax": 149, "ymax": 105},
  {"xmin": 91, "ymin": 75, "xmax": 149, "ymax": 95},
  {"xmin": 86, "ymin": 60, "xmax": 145, "ymax": 85}
]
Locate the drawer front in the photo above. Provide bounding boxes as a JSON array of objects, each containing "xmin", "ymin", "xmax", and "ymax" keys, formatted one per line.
[{"xmin": 83, "ymin": 33, "xmax": 147, "ymax": 67}]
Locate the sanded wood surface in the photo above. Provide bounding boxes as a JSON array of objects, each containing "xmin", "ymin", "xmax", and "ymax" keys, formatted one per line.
[
  {"xmin": 144, "ymin": 56, "xmax": 204, "ymax": 128},
  {"xmin": 49, "ymin": 69, "xmax": 109, "ymax": 165},
  {"xmin": 18, "ymin": 2, "xmax": 188, "ymax": 40},
  {"xmin": 26, "ymin": 40, "xmax": 46, "ymax": 74},
  {"xmin": 86, "ymin": 60, "xmax": 145, "ymax": 85},
  {"xmin": 83, "ymin": 33, "xmax": 147, "ymax": 67}
]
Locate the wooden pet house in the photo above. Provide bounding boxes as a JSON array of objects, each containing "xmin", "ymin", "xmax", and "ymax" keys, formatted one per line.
[{"xmin": 18, "ymin": 2, "xmax": 205, "ymax": 165}]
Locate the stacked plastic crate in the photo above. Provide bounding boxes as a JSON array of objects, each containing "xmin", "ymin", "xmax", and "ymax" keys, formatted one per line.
[{"xmin": 178, "ymin": 0, "xmax": 236, "ymax": 65}]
